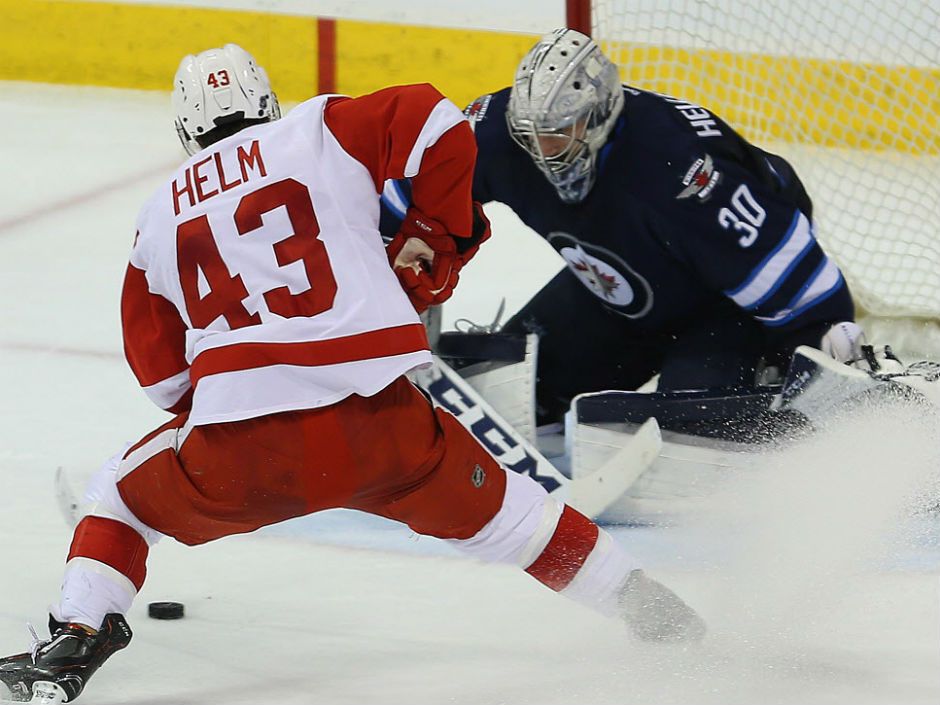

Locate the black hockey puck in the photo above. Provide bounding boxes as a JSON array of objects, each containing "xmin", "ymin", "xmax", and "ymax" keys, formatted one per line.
[{"xmin": 148, "ymin": 601, "xmax": 185, "ymax": 620}]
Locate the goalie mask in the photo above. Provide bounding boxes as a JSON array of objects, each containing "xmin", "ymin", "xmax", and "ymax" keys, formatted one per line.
[
  {"xmin": 507, "ymin": 29, "xmax": 624, "ymax": 204},
  {"xmin": 172, "ymin": 43, "xmax": 281, "ymax": 156}
]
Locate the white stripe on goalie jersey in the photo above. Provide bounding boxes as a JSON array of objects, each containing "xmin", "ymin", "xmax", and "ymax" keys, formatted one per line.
[
  {"xmin": 755, "ymin": 256, "xmax": 844, "ymax": 326},
  {"xmin": 142, "ymin": 368, "xmax": 191, "ymax": 411},
  {"xmin": 403, "ymin": 98, "xmax": 467, "ymax": 177},
  {"xmin": 725, "ymin": 211, "xmax": 814, "ymax": 310},
  {"xmin": 381, "ymin": 179, "xmax": 409, "ymax": 220},
  {"xmin": 445, "ymin": 470, "xmax": 562, "ymax": 567},
  {"xmin": 561, "ymin": 530, "xmax": 641, "ymax": 616}
]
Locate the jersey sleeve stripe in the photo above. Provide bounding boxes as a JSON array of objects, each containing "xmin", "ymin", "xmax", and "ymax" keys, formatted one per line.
[
  {"xmin": 189, "ymin": 322, "xmax": 429, "ymax": 384},
  {"xmin": 724, "ymin": 210, "xmax": 814, "ymax": 309},
  {"xmin": 403, "ymin": 98, "xmax": 467, "ymax": 178},
  {"xmin": 754, "ymin": 257, "xmax": 845, "ymax": 327},
  {"xmin": 141, "ymin": 369, "xmax": 193, "ymax": 412}
]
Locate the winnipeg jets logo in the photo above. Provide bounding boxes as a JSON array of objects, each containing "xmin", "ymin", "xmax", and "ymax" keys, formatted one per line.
[
  {"xmin": 548, "ymin": 233, "xmax": 654, "ymax": 318},
  {"xmin": 464, "ymin": 94, "xmax": 492, "ymax": 131},
  {"xmin": 572, "ymin": 257, "xmax": 621, "ymax": 301},
  {"xmin": 677, "ymin": 153, "xmax": 721, "ymax": 202}
]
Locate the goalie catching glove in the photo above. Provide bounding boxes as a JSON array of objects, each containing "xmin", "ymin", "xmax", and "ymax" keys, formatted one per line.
[{"xmin": 387, "ymin": 202, "xmax": 491, "ymax": 313}]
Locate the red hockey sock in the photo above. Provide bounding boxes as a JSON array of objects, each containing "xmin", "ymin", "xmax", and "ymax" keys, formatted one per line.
[
  {"xmin": 67, "ymin": 516, "xmax": 149, "ymax": 591},
  {"xmin": 524, "ymin": 505, "xmax": 599, "ymax": 591}
]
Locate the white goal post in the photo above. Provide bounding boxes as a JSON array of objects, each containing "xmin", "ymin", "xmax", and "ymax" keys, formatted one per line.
[{"xmin": 566, "ymin": 0, "xmax": 940, "ymax": 355}]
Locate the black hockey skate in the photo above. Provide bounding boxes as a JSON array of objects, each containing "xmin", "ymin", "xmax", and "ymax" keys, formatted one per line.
[
  {"xmin": 619, "ymin": 569, "xmax": 707, "ymax": 643},
  {"xmin": 0, "ymin": 613, "xmax": 131, "ymax": 703}
]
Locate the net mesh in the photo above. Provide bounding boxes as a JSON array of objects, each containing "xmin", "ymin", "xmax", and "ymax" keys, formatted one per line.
[{"xmin": 591, "ymin": 0, "xmax": 940, "ymax": 321}]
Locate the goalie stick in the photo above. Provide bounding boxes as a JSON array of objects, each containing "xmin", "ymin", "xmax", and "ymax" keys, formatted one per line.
[{"xmin": 411, "ymin": 355, "xmax": 662, "ymax": 518}]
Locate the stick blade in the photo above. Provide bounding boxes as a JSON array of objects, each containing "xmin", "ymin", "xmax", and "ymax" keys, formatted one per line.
[{"xmin": 566, "ymin": 418, "xmax": 662, "ymax": 517}]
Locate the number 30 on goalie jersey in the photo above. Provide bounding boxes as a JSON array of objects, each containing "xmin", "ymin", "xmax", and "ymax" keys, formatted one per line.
[{"xmin": 122, "ymin": 84, "xmax": 477, "ymax": 425}]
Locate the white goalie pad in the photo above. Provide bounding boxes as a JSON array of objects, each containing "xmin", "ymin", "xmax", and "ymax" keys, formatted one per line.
[
  {"xmin": 565, "ymin": 393, "xmax": 757, "ymax": 523},
  {"xmin": 462, "ymin": 334, "xmax": 539, "ymax": 446}
]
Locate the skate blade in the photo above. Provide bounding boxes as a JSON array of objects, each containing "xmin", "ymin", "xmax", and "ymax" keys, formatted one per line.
[
  {"xmin": 29, "ymin": 683, "xmax": 66, "ymax": 705},
  {"xmin": 0, "ymin": 682, "xmax": 67, "ymax": 705}
]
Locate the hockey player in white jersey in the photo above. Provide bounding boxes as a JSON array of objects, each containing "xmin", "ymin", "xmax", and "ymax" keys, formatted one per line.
[{"xmin": 0, "ymin": 45, "xmax": 703, "ymax": 704}]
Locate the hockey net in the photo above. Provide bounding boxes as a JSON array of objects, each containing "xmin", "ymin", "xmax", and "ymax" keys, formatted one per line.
[{"xmin": 572, "ymin": 0, "xmax": 940, "ymax": 355}]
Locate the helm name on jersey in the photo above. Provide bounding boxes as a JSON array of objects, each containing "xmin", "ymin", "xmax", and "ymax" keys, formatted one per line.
[
  {"xmin": 676, "ymin": 154, "xmax": 721, "ymax": 202},
  {"xmin": 172, "ymin": 139, "xmax": 267, "ymax": 216},
  {"xmin": 660, "ymin": 95, "xmax": 723, "ymax": 139}
]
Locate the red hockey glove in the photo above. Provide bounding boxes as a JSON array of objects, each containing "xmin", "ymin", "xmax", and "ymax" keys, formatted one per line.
[
  {"xmin": 387, "ymin": 209, "xmax": 461, "ymax": 313},
  {"xmin": 387, "ymin": 203, "xmax": 491, "ymax": 313}
]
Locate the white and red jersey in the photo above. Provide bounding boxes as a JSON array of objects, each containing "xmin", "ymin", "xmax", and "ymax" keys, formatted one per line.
[{"xmin": 122, "ymin": 84, "xmax": 476, "ymax": 425}]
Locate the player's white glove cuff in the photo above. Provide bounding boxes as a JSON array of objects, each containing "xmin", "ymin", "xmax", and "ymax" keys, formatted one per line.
[{"xmin": 820, "ymin": 321, "xmax": 867, "ymax": 364}]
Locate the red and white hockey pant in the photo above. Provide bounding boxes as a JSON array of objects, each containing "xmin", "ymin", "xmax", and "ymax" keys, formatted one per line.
[{"xmin": 57, "ymin": 377, "xmax": 638, "ymax": 627}]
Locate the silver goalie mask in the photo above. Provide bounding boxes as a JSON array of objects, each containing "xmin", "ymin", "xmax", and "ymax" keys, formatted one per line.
[{"xmin": 507, "ymin": 29, "xmax": 624, "ymax": 204}]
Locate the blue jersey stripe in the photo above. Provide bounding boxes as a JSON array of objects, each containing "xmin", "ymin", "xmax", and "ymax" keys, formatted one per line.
[
  {"xmin": 725, "ymin": 210, "xmax": 814, "ymax": 309},
  {"xmin": 756, "ymin": 257, "xmax": 845, "ymax": 327}
]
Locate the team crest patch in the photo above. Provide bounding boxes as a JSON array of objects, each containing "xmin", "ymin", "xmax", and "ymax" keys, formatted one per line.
[
  {"xmin": 471, "ymin": 464, "xmax": 486, "ymax": 488},
  {"xmin": 677, "ymin": 154, "xmax": 721, "ymax": 202},
  {"xmin": 548, "ymin": 233, "xmax": 655, "ymax": 319},
  {"xmin": 464, "ymin": 94, "xmax": 493, "ymax": 131},
  {"xmin": 572, "ymin": 257, "xmax": 622, "ymax": 301}
]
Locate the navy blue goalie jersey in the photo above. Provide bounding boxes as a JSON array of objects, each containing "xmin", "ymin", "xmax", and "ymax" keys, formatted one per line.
[{"xmin": 381, "ymin": 86, "xmax": 854, "ymax": 349}]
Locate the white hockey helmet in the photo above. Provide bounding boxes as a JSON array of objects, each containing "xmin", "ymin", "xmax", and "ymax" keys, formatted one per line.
[
  {"xmin": 507, "ymin": 29, "xmax": 624, "ymax": 204},
  {"xmin": 172, "ymin": 43, "xmax": 280, "ymax": 156}
]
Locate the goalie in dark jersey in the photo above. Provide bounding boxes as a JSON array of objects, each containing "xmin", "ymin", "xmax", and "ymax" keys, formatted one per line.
[{"xmin": 382, "ymin": 28, "xmax": 864, "ymax": 423}]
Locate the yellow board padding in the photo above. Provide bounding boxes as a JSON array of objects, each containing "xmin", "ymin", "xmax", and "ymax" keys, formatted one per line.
[
  {"xmin": 611, "ymin": 44, "xmax": 940, "ymax": 154},
  {"xmin": 1, "ymin": 0, "xmax": 319, "ymax": 99},
  {"xmin": 3, "ymin": 1, "xmax": 938, "ymax": 153},
  {"xmin": 335, "ymin": 20, "xmax": 535, "ymax": 110}
]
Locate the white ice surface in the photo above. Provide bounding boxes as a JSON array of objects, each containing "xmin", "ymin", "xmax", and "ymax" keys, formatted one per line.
[{"xmin": 2, "ymin": 82, "xmax": 940, "ymax": 704}]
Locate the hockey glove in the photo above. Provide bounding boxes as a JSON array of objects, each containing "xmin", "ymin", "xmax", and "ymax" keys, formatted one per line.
[
  {"xmin": 460, "ymin": 201, "xmax": 492, "ymax": 265},
  {"xmin": 387, "ymin": 203, "xmax": 491, "ymax": 313},
  {"xmin": 820, "ymin": 321, "xmax": 867, "ymax": 364}
]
